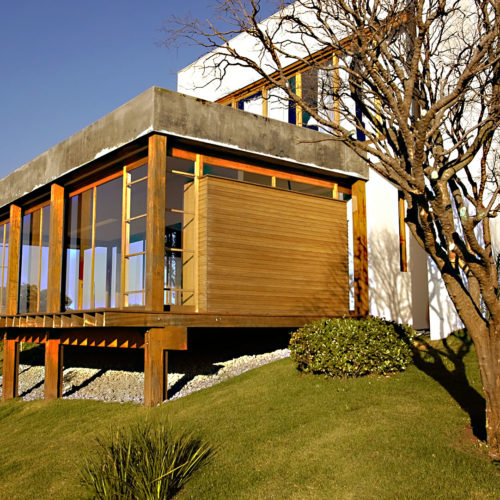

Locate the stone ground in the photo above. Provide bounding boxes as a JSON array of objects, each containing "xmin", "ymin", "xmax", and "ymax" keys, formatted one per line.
[{"xmin": 0, "ymin": 328, "xmax": 292, "ymax": 405}]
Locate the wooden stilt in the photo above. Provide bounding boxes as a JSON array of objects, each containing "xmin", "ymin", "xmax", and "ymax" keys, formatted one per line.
[
  {"xmin": 144, "ymin": 327, "xmax": 187, "ymax": 407},
  {"xmin": 44, "ymin": 338, "xmax": 64, "ymax": 400},
  {"xmin": 2, "ymin": 337, "xmax": 19, "ymax": 401}
]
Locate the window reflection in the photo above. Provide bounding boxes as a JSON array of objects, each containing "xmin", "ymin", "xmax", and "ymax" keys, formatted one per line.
[
  {"xmin": 65, "ymin": 177, "xmax": 123, "ymax": 310},
  {"xmin": 0, "ymin": 221, "xmax": 9, "ymax": 314},
  {"xmin": 165, "ymin": 157, "xmax": 195, "ymax": 307},
  {"xmin": 19, "ymin": 205, "xmax": 50, "ymax": 313}
]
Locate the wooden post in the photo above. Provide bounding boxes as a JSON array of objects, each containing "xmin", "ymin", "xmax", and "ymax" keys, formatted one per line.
[
  {"xmin": 144, "ymin": 326, "xmax": 187, "ymax": 407},
  {"xmin": 146, "ymin": 134, "xmax": 167, "ymax": 312},
  {"xmin": 47, "ymin": 184, "xmax": 65, "ymax": 313},
  {"xmin": 262, "ymin": 87, "xmax": 268, "ymax": 117},
  {"xmin": 7, "ymin": 205, "xmax": 21, "ymax": 316},
  {"xmin": 352, "ymin": 180, "xmax": 369, "ymax": 316},
  {"xmin": 296, "ymin": 72, "xmax": 303, "ymax": 127},
  {"xmin": 44, "ymin": 337, "xmax": 64, "ymax": 399},
  {"xmin": 1, "ymin": 337, "xmax": 19, "ymax": 401},
  {"xmin": 398, "ymin": 192, "xmax": 408, "ymax": 272}
]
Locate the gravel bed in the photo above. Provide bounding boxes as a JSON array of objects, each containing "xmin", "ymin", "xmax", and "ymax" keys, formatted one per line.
[{"xmin": 0, "ymin": 348, "xmax": 290, "ymax": 405}]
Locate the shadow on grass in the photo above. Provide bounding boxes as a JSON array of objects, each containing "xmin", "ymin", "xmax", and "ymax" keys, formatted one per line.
[{"xmin": 411, "ymin": 330, "xmax": 486, "ymax": 441}]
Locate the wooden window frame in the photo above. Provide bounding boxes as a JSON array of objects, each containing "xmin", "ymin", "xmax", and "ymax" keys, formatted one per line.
[
  {"xmin": 0, "ymin": 219, "xmax": 10, "ymax": 313},
  {"xmin": 19, "ymin": 201, "xmax": 51, "ymax": 313},
  {"xmin": 122, "ymin": 158, "xmax": 149, "ymax": 308},
  {"xmin": 164, "ymin": 153, "xmax": 197, "ymax": 311},
  {"xmin": 65, "ymin": 158, "xmax": 148, "ymax": 312},
  {"xmin": 170, "ymin": 148, "xmax": 349, "ymax": 199}
]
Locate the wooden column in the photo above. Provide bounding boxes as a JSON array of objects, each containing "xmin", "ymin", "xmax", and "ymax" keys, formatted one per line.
[
  {"xmin": 144, "ymin": 326, "xmax": 187, "ymax": 407},
  {"xmin": 47, "ymin": 184, "xmax": 65, "ymax": 313},
  {"xmin": 1, "ymin": 337, "xmax": 19, "ymax": 401},
  {"xmin": 44, "ymin": 337, "xmax": 64, "ymax": 400},
  {"xmin": 6, "ymin": 205, "xmax": 21, "ymax": 316},
  {"xmin": 352, "ymin": 180, "xmax": 369, "ymax": 316},
  {"xmin": 146, "ymin": 134, "xmax": 167, "ymax": 312}
]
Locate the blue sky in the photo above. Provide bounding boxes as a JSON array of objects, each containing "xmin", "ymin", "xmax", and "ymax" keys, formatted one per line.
[{"xmin": 0, "ymin": 1, "xmax": 278, "ymax": 179}]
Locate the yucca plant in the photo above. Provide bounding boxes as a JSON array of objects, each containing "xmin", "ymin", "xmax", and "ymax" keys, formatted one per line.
[{"xmin": 81, "ymin": 421, "xmax": 212, "ymax": 499}]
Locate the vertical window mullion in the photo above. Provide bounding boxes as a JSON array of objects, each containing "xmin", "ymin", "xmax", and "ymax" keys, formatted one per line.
[
  {"xmin": 90, "ymin": 186, "xmax": 97, "ymax": 309},
  {"xmin": 0, "ymin": 224, "xmax": 5, "ymax": 310},
  {"xmin": 37, "ymin": 209, "xmax": 43, "ymax": 312},
  {"xmin": 121, "ymin": 167, "xmax": 130, "ymax": 307}
]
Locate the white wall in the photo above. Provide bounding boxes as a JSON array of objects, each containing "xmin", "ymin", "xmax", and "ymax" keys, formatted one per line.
[
  {"xmin": 365, "ymin": 170, "xmax": 413, "ymax": 325},
  {"xmin": 177, "ymin": 2, "xmax": 330, "ymax": 101}
]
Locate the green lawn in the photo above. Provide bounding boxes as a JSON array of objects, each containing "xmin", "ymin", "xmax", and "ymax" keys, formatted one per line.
[{"xmin": 0, "ymin": 335, "xmax": 499, "ymax": 499}]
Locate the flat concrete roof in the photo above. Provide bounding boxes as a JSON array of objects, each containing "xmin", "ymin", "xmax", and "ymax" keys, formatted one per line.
[{"xmin": 0, "ymin": 86, "xmax": 368, "ymax": 209}]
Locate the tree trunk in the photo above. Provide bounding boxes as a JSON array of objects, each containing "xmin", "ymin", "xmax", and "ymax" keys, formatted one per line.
[{"xmin": 468, "ymin": 319, "xmax": 500, "ymax": 460}]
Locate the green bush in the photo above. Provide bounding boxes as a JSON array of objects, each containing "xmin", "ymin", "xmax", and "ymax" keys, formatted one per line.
[
  {"xmin": 289, "ymin": 317, "xmax": 416, "ymax": 378},
  {"xmin": 81, "ymin": 422, "xmax": 212, "ymax": 499}
]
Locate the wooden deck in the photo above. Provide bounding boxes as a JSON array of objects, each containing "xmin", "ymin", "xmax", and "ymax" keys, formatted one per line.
[{"xmin": 0, "ymin": 310, "xmax": 329, "ymax": 330}]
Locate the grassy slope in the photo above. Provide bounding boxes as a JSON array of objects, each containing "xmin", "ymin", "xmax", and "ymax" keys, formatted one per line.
[{"xmin": 0, "ymin": 339, "xmax": 498, "ymax": 499}]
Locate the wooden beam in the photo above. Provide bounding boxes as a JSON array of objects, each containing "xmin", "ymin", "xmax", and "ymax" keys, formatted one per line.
[
  {"xmin": 352, "ymin": 180, "xmax": 369, "ymax": 316},
  {"xmin": 146, "ymin": 134, "xmax": 167, "ymax": 312},
  {"xmin": 1, "ymin": 337, "xmax": 19, "ymax": 400},
  {"xmin": 6, "ymin": 205, "xmax": 21, "ymax": 316},
  {"xmin": 143, "ymin": 328, "xmax": 169, "ymax": 406},
  {"xmin": 47, "ymin": 185, "xmax": 65, "ymax": 313},
  {"xmin": 398, "ymin": 192, "xmax": 408, "ymax": 272},
  {"xmin": 44, "ymin": 337, "xmax": 64, "ymax": 400}
]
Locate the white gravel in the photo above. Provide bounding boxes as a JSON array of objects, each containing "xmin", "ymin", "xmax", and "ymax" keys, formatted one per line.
[{"xmin": 0, "ymin": 348, "xmax": 290, "ymax": 405}]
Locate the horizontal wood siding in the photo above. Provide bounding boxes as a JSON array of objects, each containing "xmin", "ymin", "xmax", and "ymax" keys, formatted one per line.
[{"xmin": 199, "ymin": 177, "xmax": 349, "ymax": 315}]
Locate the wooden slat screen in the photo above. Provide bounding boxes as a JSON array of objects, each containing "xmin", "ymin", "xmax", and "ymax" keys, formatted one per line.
[{"xmin": 198, "ymin": 177, "xmax": 349, "ymax": 316}]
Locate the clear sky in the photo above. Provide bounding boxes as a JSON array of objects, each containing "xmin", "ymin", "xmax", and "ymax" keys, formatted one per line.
[{"xmin": 0, "ymin": 0, "xmax": 263, "ymax": 179}]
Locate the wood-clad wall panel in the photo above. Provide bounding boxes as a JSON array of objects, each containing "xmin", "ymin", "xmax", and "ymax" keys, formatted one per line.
[{"xmin": 199, "ymin": 177, "xmax": 349, "ymax": 316}]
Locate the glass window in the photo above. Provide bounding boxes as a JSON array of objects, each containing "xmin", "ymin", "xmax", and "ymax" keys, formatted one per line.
[
  {"xmin": 0, "ymin": 221, "xmax": 9, "ymax": 314},
  {"xmin": 203, "ymin": 164, "xmax": 271, "ymax": 187},
  {"xmin": 237, "ymin": 91, "xmax": 263, "ymax": 115},
  {"xmin": 19, "ymin": 204, "xmax": 50, "ymax": 313},
  {"xmin": 65, "ymin": 175, "xmax": 125, "ymax": 310},
  {"xmin": 301, "ymin": 68, "xmax": 319, "ymax": 130},
  {"xmin": 165, "ymin": 156, "xmax": 196, "ymax": 308},
  {"xmin": 275, "ymin": 178, "xmax": 333, "ymax": 198},
  {"xmin": 94, "ymin": 177, "xmax": 123, "ymax": 308},
  {"xmin": 123, "ymin": 163, "xmax": 148, "ymax": 307}
]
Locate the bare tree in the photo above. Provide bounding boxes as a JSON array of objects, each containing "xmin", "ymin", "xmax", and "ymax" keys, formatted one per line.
[{"xmin": 167, "ymin": 0, "xmax": 500, "ymax": 458}]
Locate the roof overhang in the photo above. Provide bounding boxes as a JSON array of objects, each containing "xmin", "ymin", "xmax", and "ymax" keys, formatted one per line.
[{"xmin": 0, "ymin": 86, "xmax": 368, "ymax": 209}]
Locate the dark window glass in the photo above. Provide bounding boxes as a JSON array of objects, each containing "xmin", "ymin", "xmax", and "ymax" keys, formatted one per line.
[{"xmin": 275, "ymin": 178, "xmax": 332, "ymax": 198}]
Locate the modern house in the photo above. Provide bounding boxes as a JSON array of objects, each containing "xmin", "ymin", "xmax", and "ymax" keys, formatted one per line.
[
  {"xmin": 177, "ymin": 2, "xmax": 500, "ymax": 341},
  {"xmin": 3, "ymin": 2, "xmax": 497, "ymax": 407},
  {"xmin": 0, "ymin": 87, "xmax": 369, "ymax": 406}
]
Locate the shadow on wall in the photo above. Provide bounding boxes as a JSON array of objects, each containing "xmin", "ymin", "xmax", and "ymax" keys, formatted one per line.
[
  {"xmin": 368, "ymin": 228, "xmax": 412, "ymax": 324},
  {"xmin": 427, "ymin": 260, "xmax": 463, "ymax": 339}
]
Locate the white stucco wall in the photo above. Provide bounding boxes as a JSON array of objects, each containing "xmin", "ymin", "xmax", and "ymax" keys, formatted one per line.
[
  {"xmin": 177, "ymin": 2, "xmax": 331, "ymax": 101},
  {"xmin": 365, "ymin": 170, "xmax": 413, "ymax": 325}
]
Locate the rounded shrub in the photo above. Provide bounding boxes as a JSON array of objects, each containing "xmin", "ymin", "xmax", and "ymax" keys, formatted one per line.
[{"xmin": 289, "ymin": 316, "xmax": 416, "ymax": 378}]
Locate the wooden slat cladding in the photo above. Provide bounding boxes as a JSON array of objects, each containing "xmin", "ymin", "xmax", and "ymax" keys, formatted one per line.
[{"xmin": 198, "ymin": 177, "xmax": 349, "ymax": 316}]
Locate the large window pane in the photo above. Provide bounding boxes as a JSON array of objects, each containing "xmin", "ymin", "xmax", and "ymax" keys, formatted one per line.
[
  {"xmin": 65, "ymin": 177, "xmax": 122, "ymax": 310},
  {"xmin": 18, "ymin": 205, "xmax": 50, "ymax": 313},
  {"xmin": 0, "ymin": 222, "xmax": 9, "ymax": 314},
  {"xmin": 94, "ymin": 177, "xmax": 122, "ymax": 308},
  {"xmin": 165, "ymin": 156, "xmax": 196, "ymax": 308}
]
